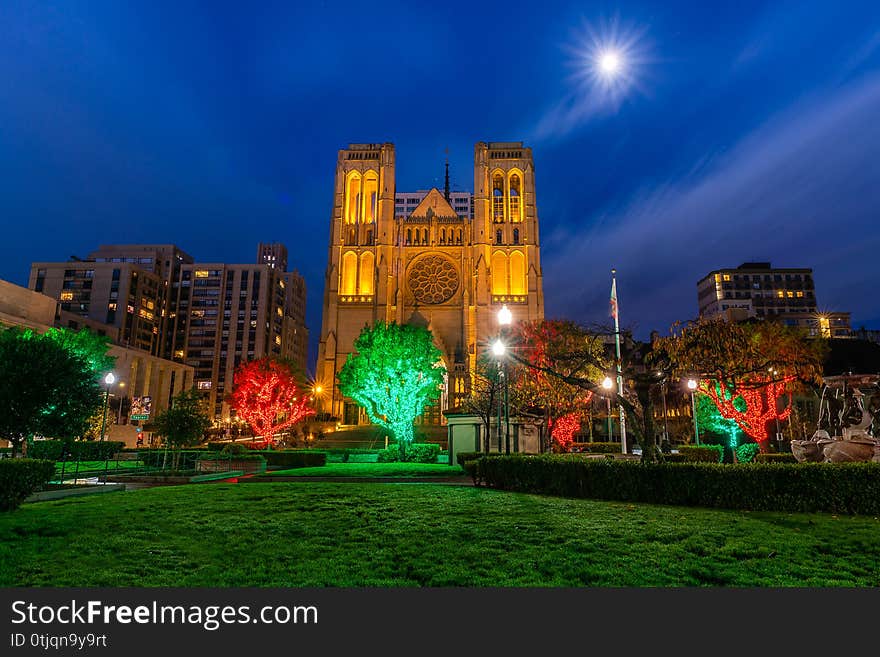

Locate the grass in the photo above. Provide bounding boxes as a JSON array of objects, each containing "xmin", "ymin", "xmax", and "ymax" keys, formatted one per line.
[
  {"xmin": 1, "ymin": 483, "xmax": 879, "ymax": 586},
  {"xmin": 267, "ymin": 462, "xmax": 464, "ymax": 477}
]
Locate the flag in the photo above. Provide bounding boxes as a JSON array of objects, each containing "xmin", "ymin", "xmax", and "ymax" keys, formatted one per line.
[{"xmin": 610, "ymin": 278, "xmax": 619, "ymax": 323}]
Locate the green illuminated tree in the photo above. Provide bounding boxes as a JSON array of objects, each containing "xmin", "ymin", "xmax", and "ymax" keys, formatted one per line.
[
  {"xmin": 338, "ymin": 321, "xmax": 445, "ymax": 459},
  {"xmin": 695, "ymin": 391, "xmax": 742, "ymax": 449},
  {"xmin": 0, "ymin": 327, "xmax": 104, "ymax": 455},
  {"xmin": 44, "ymin": 327, "xmax": 115, "ymax": 377}
]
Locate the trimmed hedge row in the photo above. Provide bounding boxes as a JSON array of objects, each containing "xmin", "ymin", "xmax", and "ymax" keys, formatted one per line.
[
  {"xmin": 1, "ymin": 459, "xmax": 56, "ymax": 511},
  {"xmin": 755, "ymin": 453, "xmax": 797, "ymax": 464},
  {"xmin": 378, "ymin": 443, "xmax": 442, "ymax": 463},
  {"xmin": 29, "ymin": 441, "xmax": 126, "ymax": 461},
  {"xmin": 262, "ymin": 451, "xmax": 327, "ymax": 468},
  {"xmin": 570, "ymin": 442, "xmax": 623, "ymax": 454},
  {"xmin": 469, "ymin": 455, "xmax": 880, "ymax": 514},
  {"xmin": 677, "ymin": 445, "xmax": 725, "ymax": 463}
]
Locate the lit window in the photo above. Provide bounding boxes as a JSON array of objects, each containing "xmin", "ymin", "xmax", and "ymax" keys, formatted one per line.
[
  {"xmin": 274, "ymin": 335, "xmax": 281, "ymax": 346},
  {"xmin": 60, "ymin": 292, "xmax": 73, "ymax": 301},
  {"xmin": 796, "ymin": 291, "xmax": 804, "ymax": 298},
  {"xmin": 722, "ymin": 274, "xmax": 731, "ymax": 281},
  {"xmin": 197, "ymin": 381, "xmax": 212, "ymax": 390},
  {"xmin": 777, "ymin": 291, "xmax": 784, "ymax": 298},
  {"xmin": 276, "ymin": 307, "xmax": 283, "ymax": 316},
  {"xmin": 787, "ymin": 291, "xmax": 794, "ymax": 298},
  {"xmin": 195, "ymin": 270, "xmax": 209, "ymax": 278}
]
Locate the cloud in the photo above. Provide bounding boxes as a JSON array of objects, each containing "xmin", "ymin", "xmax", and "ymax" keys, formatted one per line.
[{"xmin": 542, "ymin": 74, "xmax": 880, "ymax": 337}]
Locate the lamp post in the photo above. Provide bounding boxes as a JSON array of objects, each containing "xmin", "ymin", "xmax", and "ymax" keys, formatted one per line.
[
  {"xmin": 312, "ymin": 384, "xmax": 323, "ymax": 414},
  {"xmin": 99, "ymin": 372, "xmax": 116, "ymax": 442},
  {"xmin": 492, "ymin": 338, "xmax": 507, "ymax": 453},
  {"xmin": 601, "ymin": 376, "xmax": 614, "ymax": 441},
  {"xmin": 659, "ymin": 374, "xmax": 669, "ymax": 448},
  {"xmin": 687, "ymin": 378, "xmax": 700, "ymax": 445},
  {"xmin": 116, "ymin": 381, "xmax": 126, "ymax": 425},
  {"xmin": 497, "ymin": 305, "xmax": 512, "ymax": 454},
  {"xmin": 769, "ymin": 367, "xmax": 781, "ymax": 445}
]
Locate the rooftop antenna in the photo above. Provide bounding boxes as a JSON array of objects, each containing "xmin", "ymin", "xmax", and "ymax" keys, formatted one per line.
[{"xmin": 444, "ymin": 147, "xmax": 450, "ymax": 202}]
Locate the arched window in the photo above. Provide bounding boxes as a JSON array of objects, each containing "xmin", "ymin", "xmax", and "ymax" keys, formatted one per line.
[
  {"xmin": 347, "ymin": 227, "xmax": 356, "ymax": 246},
  {"xmin": 414, "ymin": 231, "xmax": 420, "ymax": 246},
  {"xmin": 365, "ymin": 228, "xmax": 373, "ymax": 245},
  {"xmin": 406, "ymin": 229, "xmax": 412, "ymax": 245},
  {"xmin": 509, "ymin": 250, "xmax": 526, "ymax": 296},
  {"xmin": 496, "ymin": 229, "xmax": 503, "ymax": 245},
  {"xmin": 440, "ymin": 228, "xmax": 446, "ymax": 245},
  {"xmin": 341, "ymin": 251, "xmax": 357, "ymax": 296},
  {"xmin": 345, "ymin": 174, "xmax": 361, "ymax": 225},
  {"xmin": 493, "ymin": 173, "xmax": 505, "ymax": 223},
  {"xmin": 513, "ymin": 228, "xmax": 520, "ymax": 245},
  {"xmin": 457, "ymin": 229, "xmax": 462, "ymax": 244},
  {"xmin": 423, "ymin": 228, "xmax": 428, "ymax": 244},
  {"xmin": 359, "ymin": 252, "xmax": 374, "ymax": 295},
  {"xmin": 363, "ymin": 173, "xmax": 378, "ymax": 223},
  {"xmin": 509, "ymin": 173, "xmax": 522, "ymax": 223},
  {"xmin": 491, "ymin": 252, "xmax": 508, "ymax": 296}
]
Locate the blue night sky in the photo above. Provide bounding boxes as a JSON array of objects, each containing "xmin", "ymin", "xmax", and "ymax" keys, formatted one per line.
[{"xmin": 2, "ymin": 1, "xmax": 879, "ymax": 371}]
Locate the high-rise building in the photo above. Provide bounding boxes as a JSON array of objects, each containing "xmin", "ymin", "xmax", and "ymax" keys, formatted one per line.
[
  {"xmin": 29, "ymin": 242, "xmax": 309, "ymax": 421},
  {"xmin": 696, "ymin": 261, "xmax": 851, "ymax": 336},
  {"xmin": 317, "ymin": 141, "xmax": 545, "ymax": 425},
  {"xmin": 29, "ymin": 260, "xmax": 164, "ymax": 355}
]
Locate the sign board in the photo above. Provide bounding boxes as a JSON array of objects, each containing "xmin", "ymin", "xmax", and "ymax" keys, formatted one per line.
[{"xmin": 130, "ymin": 396, "xmax": 153, "ymax": 421}]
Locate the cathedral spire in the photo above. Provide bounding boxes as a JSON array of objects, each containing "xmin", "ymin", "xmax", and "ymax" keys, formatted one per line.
[{"xmin": 444, "ymin": 147, "xmax": 450, "ymax": 202}]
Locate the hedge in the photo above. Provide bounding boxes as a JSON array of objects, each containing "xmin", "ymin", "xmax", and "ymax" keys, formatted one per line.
[
  {"xmin": 734, "ymin": 443, "xmax": 761, "ymax": 463},
  {"xmin": 377, "ymin": 443, "xmax": 442, "ymax": 463},
  {"xmin": 677, "ymin": 445, "xmax": 724, "ymax": 463},
  {"xmin": 0, "ymin": 459, "xmax": 56, "ymax": 511},
  {"xmin": 755, "ymin": 453, "xmax": 797, "ymax": 464},
  {"xmin": 29, "ymin": 440, "xmax": 126, "ymax": 462},
  {"xmin": 570, "ymin": 442, "xmax": 622, "ymax": 454},
  {"xmin": 261, "ymin": 451, "xmax": 327, "ymax": 468},
  {"xmin": 469, "ymin": 455, "xmax": 880, "ymax": 514}
]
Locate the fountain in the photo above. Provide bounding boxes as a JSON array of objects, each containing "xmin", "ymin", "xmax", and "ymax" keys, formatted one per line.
[{"xmin": 790, "ymin": 375, "xmax": 880, "ymax": 463}]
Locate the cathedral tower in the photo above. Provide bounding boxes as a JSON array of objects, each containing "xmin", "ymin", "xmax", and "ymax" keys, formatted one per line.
[{"xmin": 317, "ymin": 142, "xmax": 544, "ymax": 426}]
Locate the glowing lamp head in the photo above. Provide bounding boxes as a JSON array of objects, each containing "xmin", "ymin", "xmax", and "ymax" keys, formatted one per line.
[
  {"xmin": 498, "ymin": 304, "xmax": 513, "ymax": 327},
  {"xmin": 492, "ymin": 339, "xmax": 506, "ymax": 357},
  {"xmin": 314, "ymin": 385, "xmax": 323, "ymax": 395},
  {"xmin": 104, "ymin": 372, "xmax": 116, "ymax": 385},
  {"xmin": 601, "ymin": 376, "xmax": 614, "ymax": 390},
  {"xmin": 687, "ymin": 378, "xmax": 698, "ymax": 391}
]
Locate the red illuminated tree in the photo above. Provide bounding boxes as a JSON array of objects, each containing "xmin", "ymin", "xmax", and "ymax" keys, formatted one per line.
[
  {"xmin": 550, "ymin": 412, "xmax": 581, "ymax": 451},
  {"xmin": 229, "ymin": 357, "xmax": 315, "ymax": 442},
  {"xmin": 700, "ymin": 375, "xmax": 795, "ymax": 448}
]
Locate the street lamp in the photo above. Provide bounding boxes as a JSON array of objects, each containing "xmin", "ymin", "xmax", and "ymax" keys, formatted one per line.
[
  {"xmin": 601, "ymin": 376, "xmax": 614, "ymax": 441},
  {"xmin": 497, "ymin": 305, "xmax": 512, "ymax": 454},
  {"xmin": 100, "ymin": 372, "xmax": 116, "ymax": 442},
  {"xmin": 686, "ymin": 378, "xmax": 700, "ymax": 445},
  {"xmin": 659, "ymin": 372, "xmax": 669, "ymax": 448},
  {"xmin": 116, "ymin": 381, "xmax": 126, "ymax": 425},
  {"xmin": 491, "ymin": 337, "xmax": 509, "ymax": 454}
]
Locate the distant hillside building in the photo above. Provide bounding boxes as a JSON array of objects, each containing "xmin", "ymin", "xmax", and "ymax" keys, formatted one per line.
[{"xmin": 696, "ymin": 261, "xmax": 851, "ymax": 336}]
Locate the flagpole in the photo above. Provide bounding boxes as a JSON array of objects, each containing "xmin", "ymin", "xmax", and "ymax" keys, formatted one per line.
[{"xmin": 611, "ymin": 268, "xmax": 627, "ymax": 453}]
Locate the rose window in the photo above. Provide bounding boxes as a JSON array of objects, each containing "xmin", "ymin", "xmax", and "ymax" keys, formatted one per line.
[{"xmin": 407, "ymin": 255, "xmax": 459, "ymax": 304}]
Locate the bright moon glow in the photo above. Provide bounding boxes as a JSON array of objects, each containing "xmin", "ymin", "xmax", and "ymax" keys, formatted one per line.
[{"xmin": 598, "ymin": 50, "xmax": 621, "ymax": 76}]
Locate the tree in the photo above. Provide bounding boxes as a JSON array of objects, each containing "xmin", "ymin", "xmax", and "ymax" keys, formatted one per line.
[
  {"xmin": 338, "ymin": 321, "xmax": 445, "ymax": 459},
  {"xmin": 695, "ymin": 390, "xmax": 743, "ymax": 449},
  {"xmin": 654, "ymin": 319, "xmax": 826, "ymax": 452},
  {"xmin": 512, "ymin": 320, "xmax": 606, "ymax": 451},
  {"xmin": 459, "ymin": 355, "xmax": 504, "ymax": 454},
  {"xmin": 0, "ymin": 327, "xmax": 104, "ymax": 455},
  {"xmin": 152, "ymin": 389, "xmax": 211, "ymax": 468},
  {"xmin": 44, "ymin": 327, "xmax": 116, "ymax": 376},
  {"xmin": 229, "ymin": 357, "xmax": 316, "ymax": 443}
]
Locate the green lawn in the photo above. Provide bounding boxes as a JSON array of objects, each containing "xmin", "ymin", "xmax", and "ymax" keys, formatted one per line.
[
  {"xmin": 267, "ymin": 462, "xmax": 464, "ymax": 477},
  {"xmin": 2, "ymin": 483, "xmax": 878, "ymax": 586}
]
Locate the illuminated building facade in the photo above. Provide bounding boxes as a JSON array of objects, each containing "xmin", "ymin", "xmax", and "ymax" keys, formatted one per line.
[{"xmin": 317, "ymin": 141, "xmax": 545, "ymax": 425}]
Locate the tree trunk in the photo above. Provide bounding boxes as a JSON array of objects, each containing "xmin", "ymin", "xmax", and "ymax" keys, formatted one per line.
[{"xmin": 635, "ymin": 384, "xmax": 658, "ymax": 463}]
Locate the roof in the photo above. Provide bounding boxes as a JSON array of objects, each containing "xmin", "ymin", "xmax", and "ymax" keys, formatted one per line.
[{"xmin": 407, "ymin": 188, "xmax": 460, "ymax": 220}]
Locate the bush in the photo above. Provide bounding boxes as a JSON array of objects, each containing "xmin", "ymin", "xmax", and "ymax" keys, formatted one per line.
[
  {"xmin": 0, "ymin": 459, "xmax": 56, "ymax": 511},
  {"xmin": 662, "ymin": 453, "xmax": 687, "ymax": 462},
  {"xmin": 205, "ymin": 442, "xmax": 226, "ymax": 451},
  {"xmin": 570, "ymin": 442, "xmax": 622, "ymax": 454},
  {"xmin": 735, "ymin": 443, "xmax": 761, "ymax": 463},
  {"xmin": 221, "ymin": 443, "xmax": 248, "ymax": 456},
  {"xmin": 29, "ymin": 440, "xmax": 126, "ymax": 462},
  {"xmin": 755, "ymin": 453, "xmax": 797, "ymax": 464},
  {"xmin": 470, "ymin": 455, "xmax": 880, "ymax": 514},
  {"xmin": 677, "ymin": 445, "xmax": 724, "ymax": 463},
  {"xmin": 378, "ymin": 443, "xmax": 442, "ymax": 463},
  {"xmin": 262, "ymin": 451, "xmax": 327, "ymax": 468},
  {"xmin": 456, "ymin": 451, "xmax": 485, "ymax": 467}
]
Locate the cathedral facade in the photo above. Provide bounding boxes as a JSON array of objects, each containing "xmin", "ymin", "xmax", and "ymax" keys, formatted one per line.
[{"xmin": 316, "ymin": 141, "xmax": 544, "ymax": 425}]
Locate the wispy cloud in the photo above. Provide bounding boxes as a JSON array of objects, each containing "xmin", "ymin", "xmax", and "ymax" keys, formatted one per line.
[{"xmin": 543, "ymin": 74, "xmax": 880, "ymax": 335}]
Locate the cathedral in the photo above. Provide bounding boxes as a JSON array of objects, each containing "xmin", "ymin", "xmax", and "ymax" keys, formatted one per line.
[{"xmin": 316, "ymin": 141, "xmax": 545, "ymax": 425}]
